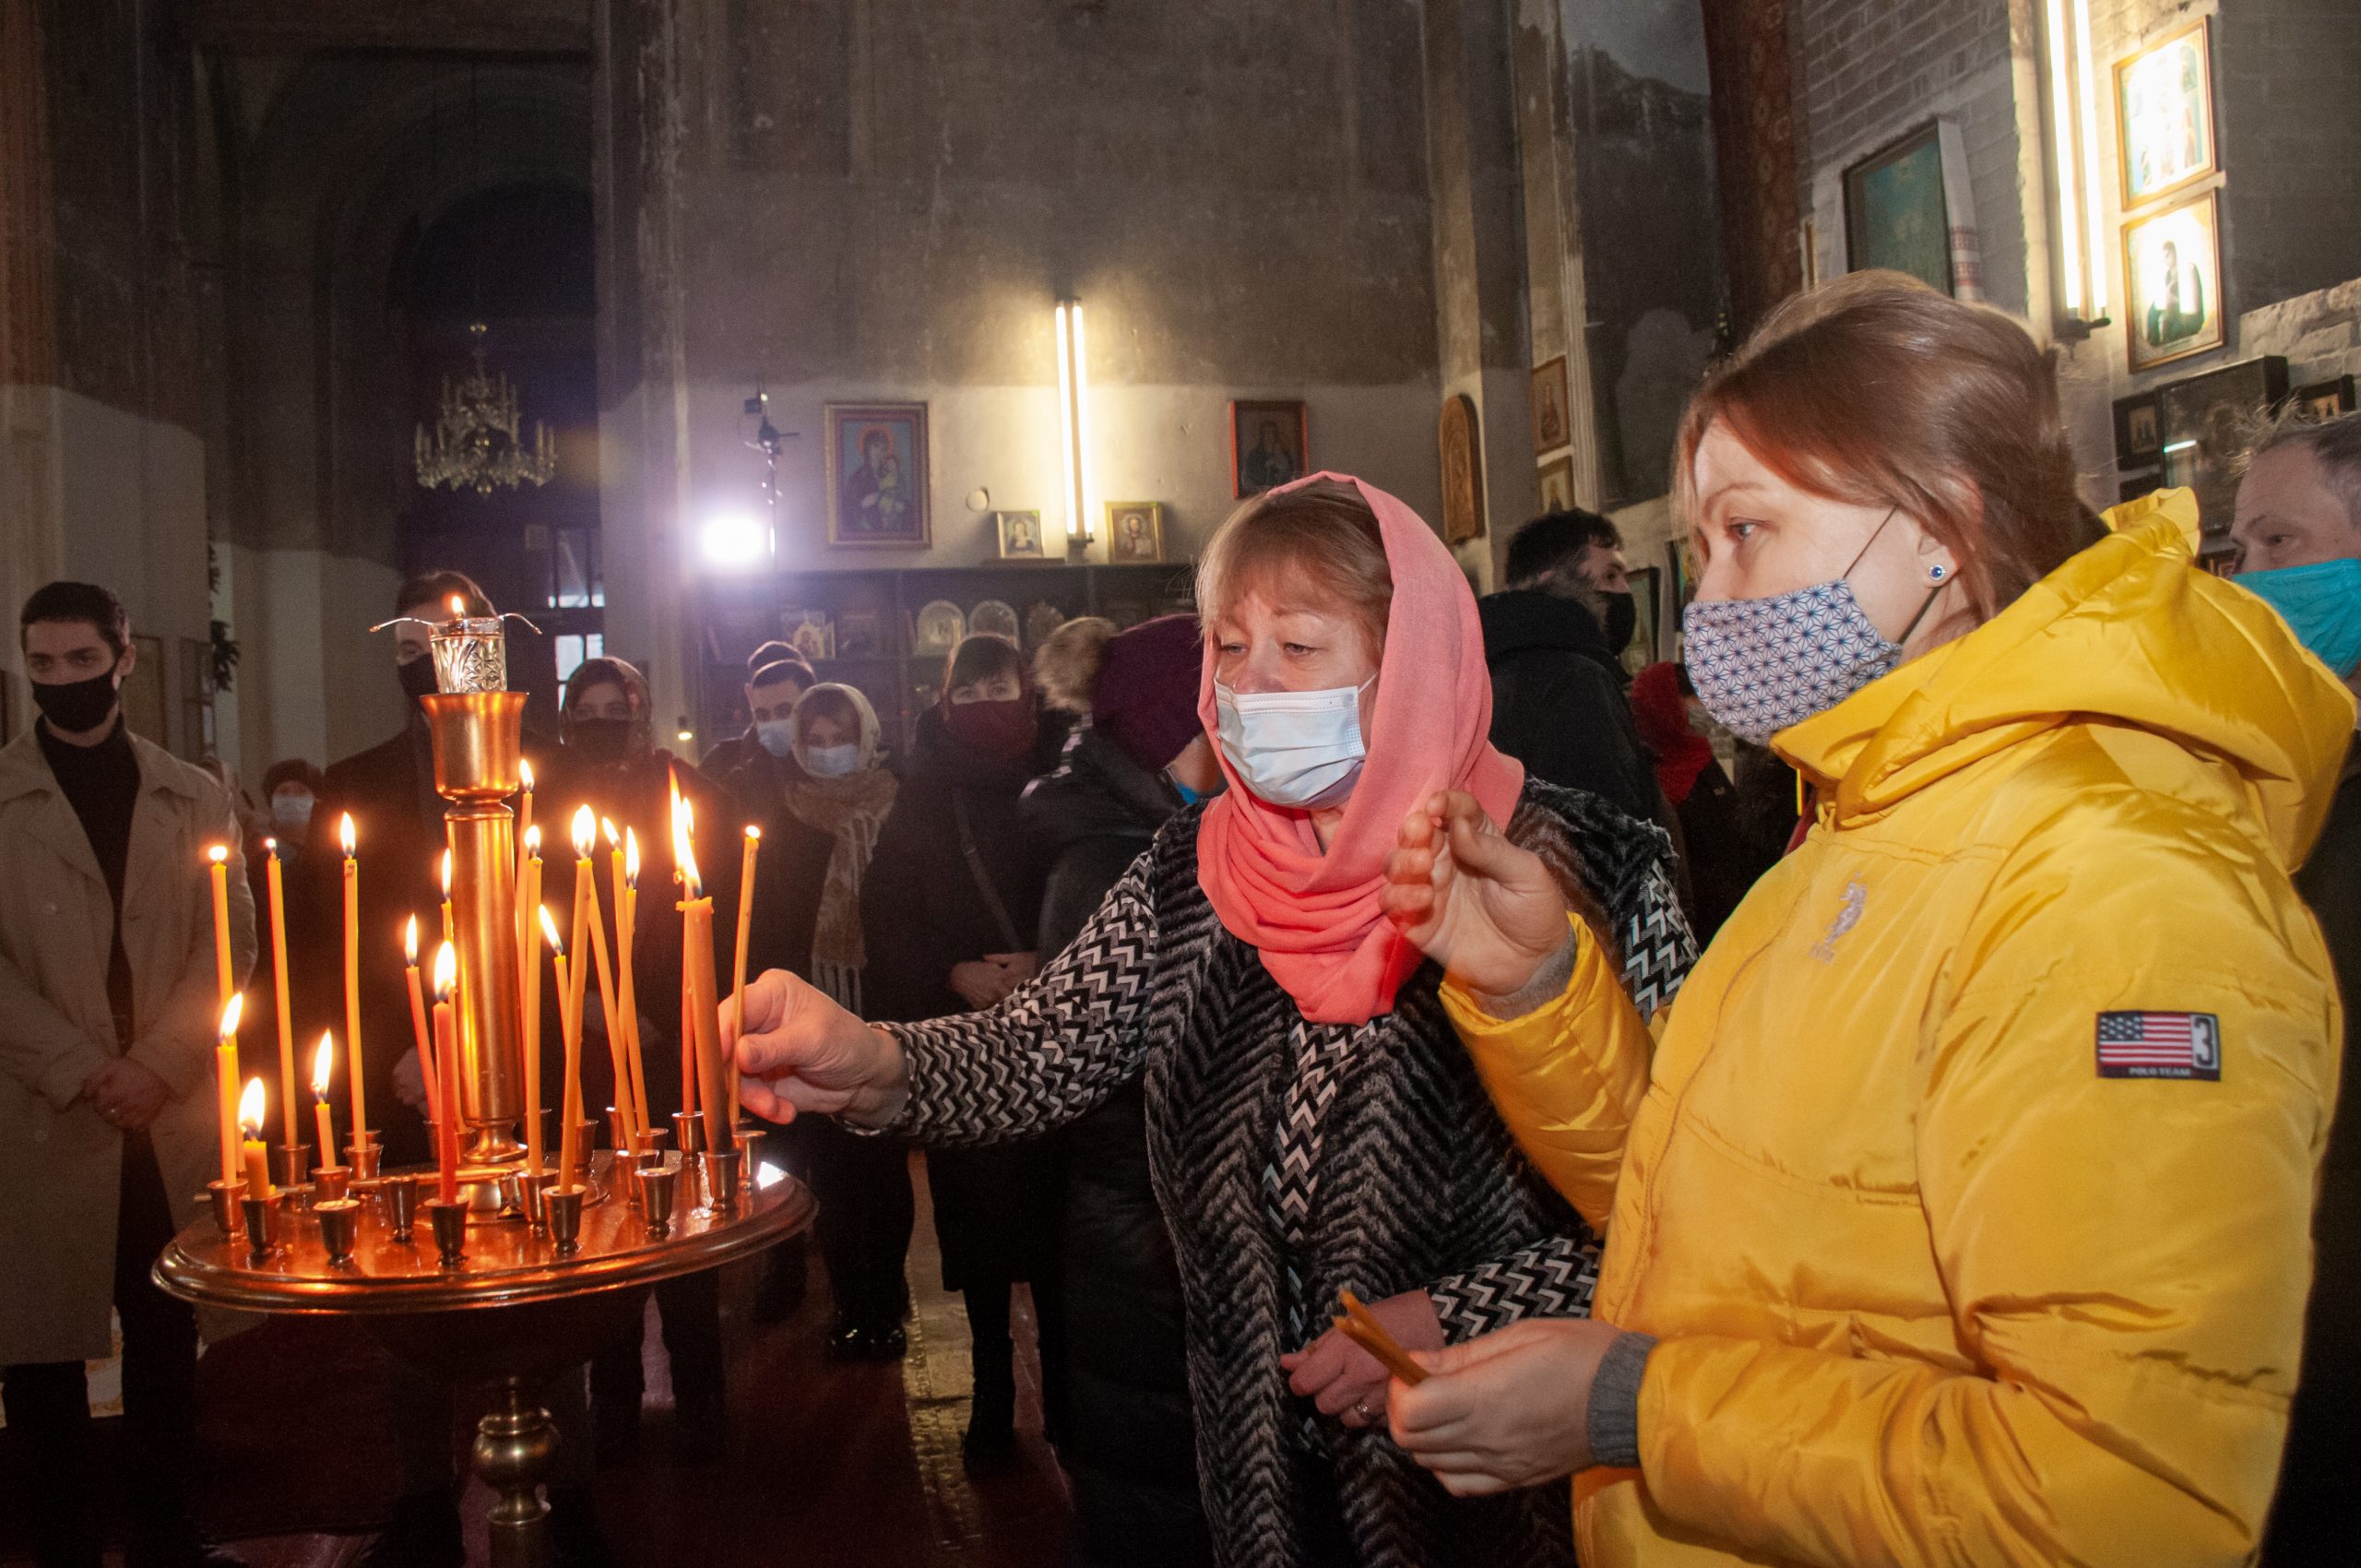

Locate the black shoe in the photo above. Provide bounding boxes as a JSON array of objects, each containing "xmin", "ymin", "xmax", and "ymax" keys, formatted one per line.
[
  {"xmin": 355, "ymin": 1490, "xmax": 465, "ymax": 1568},
  {"xmin": 548, "ymin": 1487, "xmax": 617, "ymax": 1568},
  {"xmin": 959, "ymin": 1413, "xmax": 1018, "ymax": 1473},
  {"xmin": 961, "ymin": 1364, "xmax": 1017, "ymax": 1473},
  {"xmin": 858, "ymin": 1322, "xmax": 908, "ymax": 1361},
  {"xmin": 753, "ymin": 1241, "xmax": 809, "ymax": 1323}
]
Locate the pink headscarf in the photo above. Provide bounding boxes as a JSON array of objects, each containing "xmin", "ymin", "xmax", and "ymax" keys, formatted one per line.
[{"xmin": 1194, "ymin": 473, "xmax": 1525, "ymax": 1024}]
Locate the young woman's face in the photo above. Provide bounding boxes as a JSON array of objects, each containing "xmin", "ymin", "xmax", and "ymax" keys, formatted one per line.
[
  {"xmin": 800, "ymin": 712, "xmax": 855, "ymax": 751},
  {"xmin": 1688, "ymin": 418, "xmax": 1963, "ymax": 654},
  {"xmin": 948, "ymin": 671, "xmax": 1023, "ymax": 705}
]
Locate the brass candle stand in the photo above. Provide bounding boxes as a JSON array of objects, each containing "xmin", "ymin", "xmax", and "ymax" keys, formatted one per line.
[{"xmin": 155, "ymin": 612, "xmax": 813, "ymax": 1568}]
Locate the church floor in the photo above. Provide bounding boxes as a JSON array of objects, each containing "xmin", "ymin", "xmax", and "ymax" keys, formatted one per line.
[{"xmin": 0, "ymin": 1157, "xmax": 1073, "ymax": 1568}]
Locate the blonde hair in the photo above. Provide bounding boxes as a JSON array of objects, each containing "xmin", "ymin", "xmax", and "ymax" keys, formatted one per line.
[
  {"xmin": 1034, "ymin": 617, "xmax": 1117, "ymax": 714},
  {"xmin": 1195, "ymin": 479, "xmax": 1392, "ymax": 658}
]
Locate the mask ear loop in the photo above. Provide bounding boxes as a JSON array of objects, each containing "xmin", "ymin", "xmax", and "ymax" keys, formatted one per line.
[{"xmin": 1840, "ymin": 506, "xmax": 1952, "ymax": 649}]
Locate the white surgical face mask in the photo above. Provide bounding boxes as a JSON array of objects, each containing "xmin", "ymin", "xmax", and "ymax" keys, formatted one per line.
[
  {"xmin": 1213, "ymin": 677, "xmax": 1374, "ymax": 808},
  {"xmin": 801, "ymin": 742, "xmax": 861, "ymax": 778},
  {"xmin": 755, "ymin": 718, "xmax": 798, "ymax": 759}
]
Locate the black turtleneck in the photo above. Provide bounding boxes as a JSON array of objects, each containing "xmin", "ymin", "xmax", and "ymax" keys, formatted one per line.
[{"xmin": 39, "ymin": 713, "xmax": 139, "ymax": 1041}]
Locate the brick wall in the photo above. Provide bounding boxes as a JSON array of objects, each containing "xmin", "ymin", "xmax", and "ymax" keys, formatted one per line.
[{"xmin": 2214, "ymin": 2, "xmax": 2361, "ymax": 317}]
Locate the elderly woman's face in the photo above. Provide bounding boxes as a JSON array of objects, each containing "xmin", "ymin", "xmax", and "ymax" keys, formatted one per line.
[
  {"xmin": 1211, "ymin": 586, "xmax": 1382, "ymax": 752},
  {"xmin": 1688, "ymin": 418, "xmax": 1959, "ymax": 652}
]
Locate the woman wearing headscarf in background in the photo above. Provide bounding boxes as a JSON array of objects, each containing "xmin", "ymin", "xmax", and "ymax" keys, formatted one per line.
[
  {"xmin": 858, "ymin": 634, "xmax": 1072, "ymax": 1466},
  {"xmin": 732, "ymin": 682, "xmax": 914, "ymax": 1351},
  {"xmin": 728, "ymin": 475, "xmax": 1694, "ymax": 1565},
  {"xmin": 1378, "ymin": 272, "xmax": 2346, "ymax": 1568},
  {"xmin": 554, "ymin": 656, "xmax": 744, "ymax": 1466},
  {"xmin": 1627, "ymin": 661, "xmax": 1770, "ymax": 944},
  {"xmin": 1026, "ymin": 613, "xmax": 1224, "ymax": 1568}
]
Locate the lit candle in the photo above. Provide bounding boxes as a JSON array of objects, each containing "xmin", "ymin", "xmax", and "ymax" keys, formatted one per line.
[
  {"xmin": 589, "ymin": 818, "xmax": 630, "ymax": 1141},
  {"xmin": 214, "ymin": 994, "xmax": 244, "ymax": 1191},
  {"xmin": 207, "ymin": 844, "xmax": 234, "ymax": 1009},
  {"xmin": 240, "ymin": 1076, "xmax": 272, "ymax": 1204},
  {"xmin": 672, "ymin": 783, "xmax": 733, "ymax": 1155},
  {"xmin": 517, "ymin": 823, "xmax": 542, "ymax": 990},
  {"xmin": 339, "ymin": 814, "xmax": 368, "ymax": 1140},
  {"xmin": 264, "ymin": 838, "xmax": 299, "ymax": 1154},
  {"xmin": 439, "ymin": 849, "xmax": 455, "ymax": 949},
  {"xmin": 731, "ymin": 826, "xmax": 761, "ymax": 1127},
  {"xmin": 552, "ymin": 928, "xmax": 586, "ymax": 1194},
  {"xmin": 619, "ymin": 828, "xmax": 650, "ymax": 1134},
  {"xmin": 529, "ymin": 906, "xmax": 561, "ymax": 1180},
  {"xmin": 433, "ymin": 942, "xmax": 461, "ymax": 1205},
  {"xmin": 310, "ymin": 1032, "xmax": 338, "ymax": 1168},
  {"xmin": 515, "ymin": 757, "xmax": 536, "ymax": 909},
  {"xmin": 566, "ymin": 806, "xmax": 597, "ymax": 1080},
  {"xmin": 402, "ymin": 915, "xmax": 439, "ymax": 1116}
]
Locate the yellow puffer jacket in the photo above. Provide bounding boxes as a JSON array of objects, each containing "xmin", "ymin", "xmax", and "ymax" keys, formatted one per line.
[{"xmin": 1443, "ymin": 492, "xmax": 2351, "ymax": 1568}]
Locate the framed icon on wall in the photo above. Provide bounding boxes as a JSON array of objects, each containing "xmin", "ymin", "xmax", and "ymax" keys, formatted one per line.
[
  {"xmin": 2116, "ymin": 17, "xmax": 2216, "ymax": 210},
  {"xmin": 1529, "ymin": 356, "xmax": 1570, "ymax": 455},
  {"xmin": 825, "ymin": 402, "xmax": 931, "ymax": 548},
  {"xmin": 1104, "ymin": 502, "xmax": 1166, "ymax": 564},
  {"xmin": 1229, "ymin": 399, "xmax": 1308, "ymax": 496},
  {"xmin": 2123, "ymin": 191, "xmax": 2224, "ymax": 373},
  {"xmin": 995, "ymin": 509, "xmax": 1046, "ymax": 559},
  {"xmin": 1439, "ymin": 393, "xmax": 1485, "ymax": 545},
  {"xmin": 1843, "ymin": 122, "xmax": 1952, "ymax": 295},
  {"xmin": 1536, "ymin": 454, "xmax": 1576, "ymax": 514}
]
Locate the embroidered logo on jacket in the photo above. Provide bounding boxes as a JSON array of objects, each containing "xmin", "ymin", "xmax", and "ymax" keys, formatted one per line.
[
  {"xmin": 1809, "ymin": 878, "xmax": 1868, "ymax": 963},
  {"xmin": 2095, "ymin": 1011, "xmax": 2222, "ymax": 1080}
]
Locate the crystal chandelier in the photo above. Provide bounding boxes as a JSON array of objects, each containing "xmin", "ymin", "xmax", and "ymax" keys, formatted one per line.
[{"xmin": 414, "ymin": 321, "xmax": 557, "ymax": 495}]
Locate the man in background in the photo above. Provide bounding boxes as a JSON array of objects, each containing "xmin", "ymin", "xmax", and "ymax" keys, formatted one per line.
[
  {"xmin": 2232, "ymin": 410, "xmax": 2361, "ymax": 1564},
  {"xmin": 0, "ymin": 580, "xmax": 253, "ymax": 1567},
  {"xmin": 700, "ymin": 641, "xmax": 815, "ymax": 779}
]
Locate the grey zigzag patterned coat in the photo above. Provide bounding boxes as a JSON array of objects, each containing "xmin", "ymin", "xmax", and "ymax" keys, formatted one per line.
[{"xmin": 884, "ymin": 779, "xmax": 1694, "ymax": 1567}]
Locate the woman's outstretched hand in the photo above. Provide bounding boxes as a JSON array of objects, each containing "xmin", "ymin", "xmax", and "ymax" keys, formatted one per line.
[
  {"xmin": 1382, "ymin": 790, "xmax": 1573, "ymax": 997},
  {"xmin": 725, "ymin": 969, "xmax": 910, "ymax": 1128},
  {"xmin": 1386, "ymin": 1316, "xmax": 1621, "ymax": 1495}
]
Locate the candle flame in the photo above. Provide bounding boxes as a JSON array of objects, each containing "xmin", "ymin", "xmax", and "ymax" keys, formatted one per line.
[
  {"xmin": 448, "ymin": 594, "xmax": 466, "ymax": 619},
  {"xmin": 521, "ymin": 758, "xmax": 535, "ymax": 791},
  {"xmin": 671, "ymin": 782, "xmax": 702, "ymax": 899},
  {"xmin": 538, "ymin": 904, "xmax": 564, "ymax": 956},
  {"xmin": 311, "ymin": 1033, "xmax": 335, "ymax": 1097},
  {"xmin": 404, "ymin": 914, "xmax": 419, "ymax": 964},
  {"xmin": 745, "ymin": 824, "xmax": 761, "ymax": 843},
  {"xmin": 239, "ymin": 1076, "xmax": 266, "ymax": 1137},
  {"xmin": 208, "ymin": 844, "xmax": 228, "ymax": 865},
  {"xmin": 623, "ymin": 827, "xmax": 640, "ymax": 885},
  {"xmin": 264, "ymin": 836, "xmax": 277, "ymax": 852},
  {"xmin": 433, "ymin": 940, "xmax": 457, "ymax": 1000},
  {"xmin": 440, "ymin": 849, "xmax": 452, "ymax": 897},
  {"xmin": 571, "ymin": 803, "xmax": 595, "ymax": 859},
  {"xmin": 218, "ymin": 993, "xmax": 243, "ymax": 1040},
  {"xmin": 603, "ymin": 817, "xmax": 620, "ymax": 850},
  {"xmin": 339, "ymin": 813, "xmax": 356, "ymax": 856},
  {"xmin": 524, "ymin": 824, "xmax": 542, "ymax": 857}
]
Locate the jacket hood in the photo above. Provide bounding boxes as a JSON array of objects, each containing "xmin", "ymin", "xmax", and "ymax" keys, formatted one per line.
[
  {"xmin": 1021, "ymin": 725, "xmax": 1179, "ymax": 856},
  {"xmin": 1777, "ymin": 489, "xmax": 2357, "ymax": 865},
  {"xmin": 1477, "ymin": 588, "xmax": 1616, "ymax": 664}
]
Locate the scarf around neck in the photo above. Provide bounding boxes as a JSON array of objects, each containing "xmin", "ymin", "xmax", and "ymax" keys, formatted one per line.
[
  {"xmin": 781, "ymin": 684, "xmax": 897, "ymax": 987},
  {"xmin": 1193, "ymin": 472, "xmax": 1524, "ymax": 1024}
]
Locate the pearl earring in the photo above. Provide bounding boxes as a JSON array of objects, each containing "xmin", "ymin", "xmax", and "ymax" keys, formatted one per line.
[{"xmin": 1928, "ymin": 564, "xmax": 1949, "ymax": 584}]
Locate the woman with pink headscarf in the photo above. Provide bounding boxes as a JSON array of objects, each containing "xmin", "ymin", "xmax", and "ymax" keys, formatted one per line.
[{"xmin": 729, "ymin": 476, "xmax": 1692, "ymax": 1566}]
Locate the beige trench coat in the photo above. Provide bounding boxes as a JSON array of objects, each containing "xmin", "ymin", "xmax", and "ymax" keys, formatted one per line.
[{"xmin": 0, "ymin": 726, "xmax": 254, "ymax": 1365}]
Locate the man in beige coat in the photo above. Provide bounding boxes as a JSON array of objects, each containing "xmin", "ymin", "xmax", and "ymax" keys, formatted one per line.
[{"xmin": 0, "ymin": 581, "xmax": 254, "ymax": 1567}]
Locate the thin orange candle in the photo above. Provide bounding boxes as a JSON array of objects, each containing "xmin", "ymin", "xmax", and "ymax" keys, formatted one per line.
[
  {"xmin": 730, "ymin": 826, "xmax": 760, "ymax": 1127},
  {"xmin": 240, "ymin": 1077, "xmax": 272, "ymax": 1204},
  {"xmin": 515, "ymin": 758, "xmax": 536, "ymax": 917},
  {"xmin": 439, "ymin": 849, "xmax": 455, "ymax": 949},
  {"xmin": 264, "ymin": 838, "xmax": 299, "ymax": 1152},
  {"xmin": 432, "ymin": 942, "xmax": 461, "ymax": 1205},
  {"xmin": 588, "ymin": 818, "xmax": 631, "ymax": 1140},
  {"xmin": 618, "ymin": 828, "xmax": 650, "ymax": 1133},
  {"xmin": 214, "ymin": 995, "xmax": 244, "ymax": 1190},
  {"xmin": 530, "ymin": 906, "xmax": 562, "ymax": 1179},
  {"xmin": 552, "ymin": 937, "xmax": 585, "ymax": 1194},
  {"xmin": 310, "ymin": 1033, "xmax": 338, "ymax": 1168},
  {"xmin": 402, "ymin": 916, "xmax": 439, "ymax": 1116},
  {"xmin": 672, "ymin": 785, "xmax": 733, "ymax": 1154},
  {"xmin": 517, "ymin": 823, "xmax": 542, "ymax": 988},
  {"xmin": 566, "ymin": 807, "xmax": 596, "ymax": 1063},
  {"xmin": 207, "ymin": 845, "xmax": 234, "ymax": 1008},
  {"xmin": 339, "ymin": 814, "xmax": 368, "ymax": 1139}
]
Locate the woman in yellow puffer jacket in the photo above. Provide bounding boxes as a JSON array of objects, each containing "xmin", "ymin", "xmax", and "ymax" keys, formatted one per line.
[{"xmin": 1376, "ymin": 272, "xmax": 2352, "ymax": 1568}]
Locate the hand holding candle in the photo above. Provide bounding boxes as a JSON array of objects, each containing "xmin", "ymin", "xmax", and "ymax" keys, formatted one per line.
[
  {"xmin": 240, "ymin": 1077, "xmax": 272, "ymax": 1204},
  {"xmin": 214, "ymin": 995, "xmax": 244, "ymax": 1191},
  {"xmin": 310, "ymin": 1033, "xmax": 338, "ymax": 1169},
  {"xmin": 432, "ymin": 942, "xmax": 462, "ymax": 1205}
]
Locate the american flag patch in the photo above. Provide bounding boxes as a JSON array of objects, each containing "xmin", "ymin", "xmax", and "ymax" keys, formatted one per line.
[{"xmin": 2096, "ymin": 1011, "xmax": 2221, "ymax": 1080}]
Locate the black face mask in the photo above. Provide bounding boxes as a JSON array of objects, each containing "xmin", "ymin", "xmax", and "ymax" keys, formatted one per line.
[
  {"xmin": 33, "ymin": 666, "xmax": 122, "ymax": 734},
  {"xmin": 1600, "ymin": 591, "xmax": 1638, "ymax": 653},
  {"xmin": 567, "ymin": 717, "xmax": 636, "ymax": 766},
  {"xmin": 397, "ymin": 654, "xmax": 440, "ymax": 704}
]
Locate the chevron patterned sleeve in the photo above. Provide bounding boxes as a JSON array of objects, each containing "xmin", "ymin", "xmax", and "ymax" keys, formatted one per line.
[
  {"xmin": 882, "ymin": 861, "xmax": 1158, "ymax": 1146},
  {"xmin": 1424, "ymin": 1233, "xmax": 1602, "ymax": 1342}
]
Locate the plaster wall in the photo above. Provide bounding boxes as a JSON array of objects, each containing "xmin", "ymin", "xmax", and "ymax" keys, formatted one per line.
[{"xmin": 217, "ymin": 540, "xmax": 405, "ymax": 780}]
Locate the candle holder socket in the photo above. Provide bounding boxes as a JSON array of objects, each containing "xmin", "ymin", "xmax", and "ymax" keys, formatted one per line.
[
  {"xmin": 521, "ymin": 1170, "xmax": 558, "ymax": 1232},
  {"xmin": 314, "ymin": 1198, "xmax": 362, "ymax": 1265},
  {"xmin": 425, "ymin": 1198, "xmax": 469, "ymax": 1266},
  {"xmin": 636, "ymin": 1164, "xmax": 678, "ymax": 1238},
  {"xmin": 545, "ymin": 1185, "xmax": 587, "ymax": 1255},
  {"xmin": 380, "ymin": 1173, "xmax": 421, "ymax": 1242},
  {"xmin": 606, "ymin": 1104, "xmax": 635, "ymax": 1160},
  {"xmin": 347, "ymin": 1135, "xmax": 383, "ymax": 1181},
  {"xmin": 703, "ymin": 1148, "xmax": 742, "ymax": 1217},
  {"xmin": 671, "ymin": 1110, "xmax": 706, "ymax": 1157},
  {"xmin": 276, "ymin": 1142, "xmax": 311, "ymax": 1193},
  {"xmin": 241, "ymin": 1194, "xmax": 279, "ymax": 1263},
  {"xmin": 204, "ymin": 1179, "xmax": 244, "ymax": 1237},
  {"xmin": 572, "ymin": 1121, "xmax": 603, "ymax": 1197},
  {"xmin": 313, "ymin": 1165, "xmax": 351, "ymax": 1204}
]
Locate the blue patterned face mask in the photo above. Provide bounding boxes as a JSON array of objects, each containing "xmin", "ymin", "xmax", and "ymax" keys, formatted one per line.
[{"xmin": 1681, "ymin": 510, "xmax": 1943, "ymax": 745}]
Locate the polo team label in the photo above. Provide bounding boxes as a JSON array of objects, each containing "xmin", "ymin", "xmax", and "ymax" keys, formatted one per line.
[{"xmin": 2095, "ymin": 1011, "xmax": 2221, "ymax": 1080}]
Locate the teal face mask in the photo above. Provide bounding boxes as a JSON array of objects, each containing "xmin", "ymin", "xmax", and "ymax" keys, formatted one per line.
[{"xmin": 2240, "ymin": 558, "xmax": 2361, "ymax": 678}]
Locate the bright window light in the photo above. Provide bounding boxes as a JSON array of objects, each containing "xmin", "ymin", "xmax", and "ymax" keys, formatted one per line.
[
  {"xmin": 700, "ymin": 511, "xmax": 767, "ymax": 568},
  {"xmin": 2070, "ymin": 0, "xmax": 2106, "ymax": 317},
  {"xmin": 2045, "ymin": 0, "xmax": 2084, "ymax": 315}
]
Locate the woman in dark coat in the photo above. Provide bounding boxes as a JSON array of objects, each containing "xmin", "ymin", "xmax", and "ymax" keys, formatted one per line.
[
  {"xmin": 1627, "ymin": 661, "xmax": 1774, "ymax": 943},
  {"xmin": 734, "ymin": 476, "xmax": 1695, "ymax": 1566},
  {"xmin": 861, "ymin": 634, "xmax": 1070, "ymax": 1466},
  {"xmin": 1026, "ymin": 613, "xmax": 1223, "ymax": 1567}
]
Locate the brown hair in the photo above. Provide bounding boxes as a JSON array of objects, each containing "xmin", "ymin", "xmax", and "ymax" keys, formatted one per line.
[
  {"xmin": 1674, "ymin": 270, "xmax": 2104, "ymax": 619},
  {"xmin": 2237, "ymin": 408, "xmax": 2361, "ymax": 531},
  {"xmin": 1196, "ymin": 478, "xmax": 1393, "ymax": 658},
  {"xmin": 394, "ymin": 569, "xmax": 492, "ymax": 619},
  {"xmin": 1033, "ymin": 617, "xmax": 1118, "ymax": 714},
  {"xmin": 943, "ymin": 633, "xmax": 1025, "ymax": 695},
  {"xmin": 792, "ymin": 684, "xmax": 863, "ymax": 741}
]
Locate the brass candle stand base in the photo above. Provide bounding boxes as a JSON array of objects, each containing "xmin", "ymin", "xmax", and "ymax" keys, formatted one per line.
[{"xmin": 155, "ymin": 1163, "xmax": 812, "ymax": 1568}]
